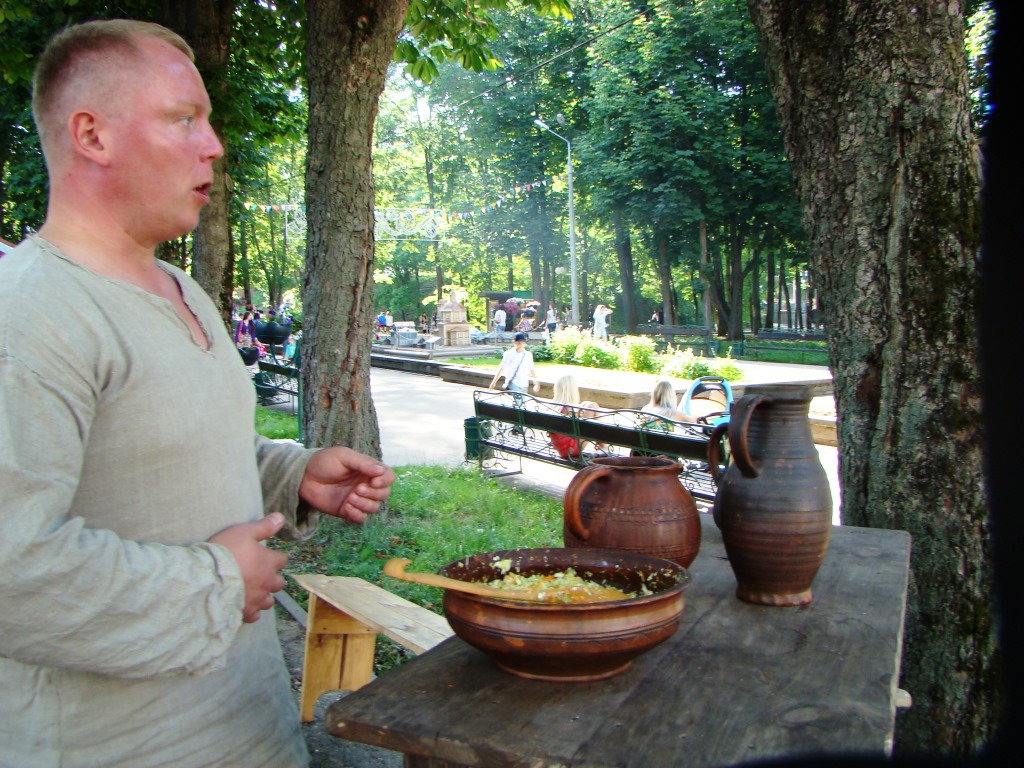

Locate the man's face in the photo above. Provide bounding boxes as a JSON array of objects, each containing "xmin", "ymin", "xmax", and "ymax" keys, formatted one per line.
[
  {"xmin": 514, "ymin": 341, "xmax": 526, "ymax": 351},
  {"xmin": 104, "ymin": 37, "xmax": 223, "ymax": 246}
]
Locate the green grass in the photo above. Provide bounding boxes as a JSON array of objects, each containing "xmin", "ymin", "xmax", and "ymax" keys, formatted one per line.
[
  {"xmin": 255, "ymin": 405, "xmax": 299, "ymax": 440},
  {"xmin": 270, "ymin": 464, "xmax": 563, "ymax": 673}
]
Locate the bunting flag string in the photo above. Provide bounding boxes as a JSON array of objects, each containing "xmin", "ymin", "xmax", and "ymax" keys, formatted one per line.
[
  {"xmin": 240, "ymin": 168, "xmax": 573, "ymax": 227},
  {"xmin": 242, "ymin": 203, "xmax": 306, "ymax": 212},
  {"xmin": 448, "ymin": 172, "xmax": 567, "ymax": 220}
]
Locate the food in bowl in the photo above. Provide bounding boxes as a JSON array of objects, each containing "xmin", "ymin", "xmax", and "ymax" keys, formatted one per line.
[
  {"xmin": 486, "ymin": 565, "xmax": 636, "ymax": 603},
  {"xmin": 440, "ymin": 547, "xmax": 689, "ymax": 681}
]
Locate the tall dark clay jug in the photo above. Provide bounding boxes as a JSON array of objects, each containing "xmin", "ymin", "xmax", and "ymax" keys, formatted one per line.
[
  {"xmin": 563, "ymin": 456, "xmax": 701, "ymax": 567},
  {"xmin": 708, "ymin": 383, "xmax": 832, "ymax": 606}
]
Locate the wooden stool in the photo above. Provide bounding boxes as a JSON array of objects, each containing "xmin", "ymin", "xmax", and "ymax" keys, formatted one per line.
[{"xmin": 290, "ymin": 574, "xmax": 454, "ymax": 722}]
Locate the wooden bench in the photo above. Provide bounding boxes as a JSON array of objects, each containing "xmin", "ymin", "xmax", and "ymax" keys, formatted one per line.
[
  {"xmin": 291, "ymin": 574, "xmax": 454, "ymax": 722},
  {"xmin": 634, "ymin": 323, "xmax": 716, "ymax": 355},
  {"xmin": 471, "ymin": 390, "xmax": 726, "ymax": 502},
  {"xmin": 755, "ymin": 329, "xmax": 826, "ymax": 341}
]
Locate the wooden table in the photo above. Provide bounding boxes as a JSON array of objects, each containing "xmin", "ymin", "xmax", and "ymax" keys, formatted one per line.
[{"xmin": 325, "ymin": 515, "xmax": 911, "ymax": 768}]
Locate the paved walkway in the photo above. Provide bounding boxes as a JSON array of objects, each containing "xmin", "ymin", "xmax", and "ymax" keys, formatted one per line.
[{"xmin": 367, "ymin": 362, "xmax": 843, "ymax": 525}]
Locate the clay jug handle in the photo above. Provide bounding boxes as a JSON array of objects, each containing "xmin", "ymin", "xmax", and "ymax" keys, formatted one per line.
[
  {"xmin": 563, "ymin": 464, "xmax": 614, "ymax": 541},
  {"xmin": 728, "ymin": 394, "xmax": 767, "ymax": 478},
  {"xmin": 707, "ymin": 424, "xmax": 729, "ymax": 483}
]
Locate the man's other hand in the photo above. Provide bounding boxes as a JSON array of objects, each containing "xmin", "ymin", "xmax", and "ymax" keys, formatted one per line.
[{"xmin": 209, "ymin": 513, "xmax": 288, "ymax": 623}]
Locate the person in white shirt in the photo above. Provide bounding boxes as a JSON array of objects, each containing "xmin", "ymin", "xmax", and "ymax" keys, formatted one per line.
[
  {"xmin": 593, "ymin": 304, "xmax": 612, "ymax": 339},
  {"xmin": 488, "ymin": 333, "xmax": 540, "ymax": 394},
  {"xmin": 493, "ymin": 305, "xmax": 507, "ymax": 333},
  {"xmin": 545, "ymin": 302, "xmax": 558, "ymax": 334}
]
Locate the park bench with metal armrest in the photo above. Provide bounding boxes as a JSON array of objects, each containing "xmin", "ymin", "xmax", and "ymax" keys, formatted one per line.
[
  {"xmin": 634, "ymin": 323, "xmax": 716, "ymax": 355},
  {"xmin": 470, "ymin": 389, "xmax": 727, "ymax": 502}
]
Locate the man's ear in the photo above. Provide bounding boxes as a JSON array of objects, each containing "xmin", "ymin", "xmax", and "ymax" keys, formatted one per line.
[{"xmin": 67, "ymin": 110, "xmax": 112, "ymax": 166}]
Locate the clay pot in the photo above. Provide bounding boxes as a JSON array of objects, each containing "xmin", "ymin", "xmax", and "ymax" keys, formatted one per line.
[
  {"xmin": 563, "ymin": 456, "xmax": 701, "ymax": 567},
  {"xmin": 708, "ymin": 383, "xmax": 832, "ymax": 606}
]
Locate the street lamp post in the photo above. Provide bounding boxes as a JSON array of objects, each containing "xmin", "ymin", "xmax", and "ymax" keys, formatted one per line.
[{"xmin": 535, "ymin": 118, "xmax": 579, "ymax": 325}]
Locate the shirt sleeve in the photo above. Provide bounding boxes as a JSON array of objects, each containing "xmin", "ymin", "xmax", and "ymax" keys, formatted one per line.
[
  {"xmin": 255, "ymin": 434, "xmax": 319, "ymax": 540},
  {"xmin": 0, "ymin": 354, "xmax": 247, "ymax": 680}
]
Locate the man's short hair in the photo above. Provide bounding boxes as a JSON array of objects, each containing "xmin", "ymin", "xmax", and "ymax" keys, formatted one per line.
[{"xmin": 32, "ymin": 19, "xmax": 194, "ymax": 154}]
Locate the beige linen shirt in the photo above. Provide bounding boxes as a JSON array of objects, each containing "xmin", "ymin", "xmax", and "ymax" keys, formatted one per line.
[{"xmin": 0, "ymin": 237, "xmax": 316, "ymax": 767}]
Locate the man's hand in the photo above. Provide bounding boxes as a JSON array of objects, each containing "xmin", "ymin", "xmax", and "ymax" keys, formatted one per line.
[
  {"xmin": 298, "ymin": 447, "xmax": 396, "ymax": 524},
  {"xmin": 209, "ymin": 513, "xmax": 288, "ymax": 623}
]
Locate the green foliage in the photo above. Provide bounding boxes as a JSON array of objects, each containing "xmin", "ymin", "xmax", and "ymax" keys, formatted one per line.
[
  {"xmin": 712, "ymin": 359, "xmax": 743, "ymax": 381},
  {"xmin": 530, "ymin": 343, "xmax": 554, "ymax": 362},
  {"xmin": 572, "ymin": 337, "xmax": 620, "ymax": 370},
  {"xmin": 615, "ymin": 335, "xmax": 658, "ymax": 373},
  {"xmin": 659, "ymin": 348, "xmax": 726, "ymax": 381},
  {"xmin": 547, "ymin": 328, "xmax": 586, "ymax": 364},
  {"xmin": 397, "ymin": 0, "xmax": 572, "ymax": 84}
]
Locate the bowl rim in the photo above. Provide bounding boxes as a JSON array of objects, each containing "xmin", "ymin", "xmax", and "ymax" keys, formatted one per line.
[{"xmin": 438, "ymin": 546, "xmax": 690, "ymax": 609}]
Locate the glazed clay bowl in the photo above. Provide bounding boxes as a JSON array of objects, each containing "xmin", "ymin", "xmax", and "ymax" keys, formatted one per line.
[{"xmin": 439, "ymin": 547, "xmax": 690, "ymax": 682}]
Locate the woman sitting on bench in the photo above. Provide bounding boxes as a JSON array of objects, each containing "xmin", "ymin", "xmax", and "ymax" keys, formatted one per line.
[
  {"xmin": 548, "ymin": 374, "xmax": 610, "ymax": 459},
  {"xmin": 641, "ymin": 379, "xmax": 697, "ymax": 428}
]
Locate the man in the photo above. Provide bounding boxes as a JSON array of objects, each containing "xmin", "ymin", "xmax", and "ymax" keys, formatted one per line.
[
  {"xmin": 489, "ymin": 332, "xmax": 540, "ymax": 395},
  {"xmin": 0, "ymin": 20, "xmax": 394, "ymax": 767},
  {"xmin": 493, "ymin": 304, "xmax": 506, "ymax": 334}
]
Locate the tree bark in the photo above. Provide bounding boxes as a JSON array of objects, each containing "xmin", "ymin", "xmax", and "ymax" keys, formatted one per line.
[
  {"xmin": 303, "ymin": 0, "xmax": 409, "ymax": 456},
  {"xmin": 655, "ymin": 237, "xmax": 675, "ymax": 325},
  {"xmin": 159, "ymin": 0, "xmax": 234, "ymax": 323},
  {"xmin": 748, "ymin": 0, "xmax": 996, "ymax": 754},
  {"xmin": 612, "ymin": 209, "xmax": 638, "ymax": 333}
]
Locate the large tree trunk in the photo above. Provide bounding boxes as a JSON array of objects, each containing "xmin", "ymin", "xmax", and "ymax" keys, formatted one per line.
[
  {"xmin": 303, "ymin": 0, "xmax": 409, "ymax": 456},
  {"xmin": 611, "ymin": 209, "xmax": 638, "ymax": 333},
  {"xmin": 160, "ymin": 0, "xmax": 234, "ymax": 324},
  {"xmin": 655, "ymin": 236, "xmax": 675, "ymax": 325},
  {"xmin": 748, "ymin": 0, "xmax": 996, "ymax": 754}
]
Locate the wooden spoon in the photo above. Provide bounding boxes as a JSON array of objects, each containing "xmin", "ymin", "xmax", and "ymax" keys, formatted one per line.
[{"xmin": 383, "ymin": 558, "xmax": 628, "ymax": 604}]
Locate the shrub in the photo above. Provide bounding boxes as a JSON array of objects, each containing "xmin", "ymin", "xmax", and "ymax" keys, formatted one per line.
[
  {"xmin": 530, "ymin": 343, "xmax": 554, "ymax": 362},
  {"xmin": 572, "ymin": 337, "xmax": 621, "ymax": 370},
  {"xmin": 615, "ymin": 335, "xmax": 659, "ymax": 373},
  {"xmin": 714, "ymin": 359, "xmax": 744, "ymax": 381},
  {"xmin": 659, "ymin": 348, "xmax": 716, "ymax": 380},
  {"xmin": 547, "ymin": 328, "xmax": 586, "ymax": 364},
  {"xmin": 659, "ymin": 348, "xmax": 743, "ymax": 382}
]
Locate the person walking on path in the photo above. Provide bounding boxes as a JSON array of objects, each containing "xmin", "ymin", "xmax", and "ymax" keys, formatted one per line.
[
  {"xmin": 489, "ymin": 332, "xmax": 540, "ymax": 395},
  {"xmin": 0, "ymin": 20, "xmax": 395, "ymax": 768}
]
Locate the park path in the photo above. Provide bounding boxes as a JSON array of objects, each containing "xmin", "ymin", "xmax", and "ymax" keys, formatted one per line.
[{"xmin": 367, "ymin": 362, "xmax": 842, "ymax": 524}]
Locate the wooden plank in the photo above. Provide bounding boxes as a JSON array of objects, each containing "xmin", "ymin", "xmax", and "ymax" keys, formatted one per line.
[
  {"xmin": 338, "ymin": 633, "xmax": 377, "ymax": 692},
  {"xmin": 292, "ymin": 574, "xmax": 453, "ymax": 654}
]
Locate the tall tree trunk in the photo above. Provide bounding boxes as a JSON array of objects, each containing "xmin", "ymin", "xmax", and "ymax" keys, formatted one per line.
[
  {"xmin": 750, "ymin": 251, "xmax": 762, "ymax": 335},
  {"xmin": 303, "ymin": 0, "xmax": 409, "ymax": 455},
  {"xmin": 655, "ymin": 236, "xmax": 675, "ymax": 325},
  {"xmin": 611, "ymin": 209, "xmax": 638, "ymax": 333},
  {"xmin": 727, "ymin": 221, "xmax": 745, "ymax": 340},
  {"xmin": 749, "ymin": 0, "xmax": 995, "ymax": 753},
  {"xmin": 699, "ymin": 219, "xmax": 712, "ymax": 328},
  {"xmin": 159, "ymin": 0, "xmax": 234, "ymax": 322},
  {"xmin": 423, "ymin": 140, "xmax": 444, "ymax": 304},
  {"xmin": 766, "ymin": 250, "xmax": 776, "ymax": 330},
  {"xmin": 778, "ymin": 254, "xmax": 790, "ymax": 328}
]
